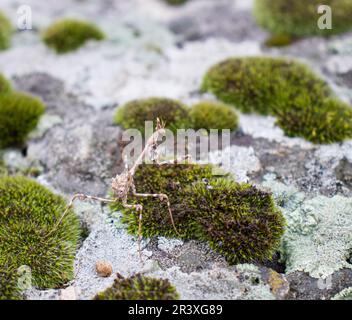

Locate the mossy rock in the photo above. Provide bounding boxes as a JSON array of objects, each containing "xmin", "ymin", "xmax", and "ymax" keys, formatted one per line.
[
  {"xmin": 0, "ymin": 176, "xmax": 80, "ymax": 299},
  {"xmin": 254, "ymin": 0, "xmax": 352, "ymax": 37},
  {"xmin": 264, "ymin": 34, "xmax": 294, "ymax": 48},
  {"xmin": 94, "ymin": 274, "xmax": 179, "ymax": 300},
  {"xmin": 187, "ymin": 179, "xmax": 286, "ymax": 264},
  {"xmin": 201, "ymin": 57, "xmax": 331, "ymax": 115},
  {"xmin": 114, "ymin": 98, "xmax": 190, "ymax": 135},
  {"xmin": 0, "ymin": 159, "xmax": 7, "ymax": 177},
  {"xmin": 163, "ymin": 0, "xmax": 189, "ymax": 6},
  {"xmin": 275, "ymin": 96, "xmax": 352, "ymax": 144},
  {"xmin": 0, "ymin": 92, "xmax": 45, "ymax": 148},
  {"xmin": 112, "ymin": 163, "xmax": 285, "ymax": 263},
  {"xmin": 0, "ymin": 266, "xmax": 21, "ymax": 300},
  {"xmin": 111, "ymin": 164, "xmax": 214, "ymax": 239},
  {"xmin": 0, "ymin": 73, "xmax": 12, "ymax": 93},
  {"xmin": 42, "ymin": 19, "xmax": 105, "ymax": 54},
  {"xmin": 190, "ymin": 101, "xmax": 239, "ymax": 131},
  {"xmin": 202, "ymin": 57, "xmax": 352, "ymax": 143},
  {"xmin": 0, "ymin": 11, "xmax": 12, "ymax": 50}
]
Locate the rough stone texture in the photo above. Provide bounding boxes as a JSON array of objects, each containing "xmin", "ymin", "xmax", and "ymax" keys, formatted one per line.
[
  {"xmin": 263, "ymin": 176, "xmax": 352, "ymax": 279},
  {"xmin": 287, "ymin": 269, "xmax": 352, "ymax": 300},
  {"xmin": 208, "ymin": 145, "xmax": 261, "ymax": 182},
  {"xmin": 168, "ymin": 0, "xmax": 267, "ymax": 43},
  {"xmin": 1, "ymin": 0, "xmax": 352, "ymax": 300}
]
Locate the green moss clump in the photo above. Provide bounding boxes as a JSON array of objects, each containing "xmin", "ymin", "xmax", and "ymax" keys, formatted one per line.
[
  {"xmin": 202, "ymin": 56, "xmax": 352, "ymax": 143},
  {"xmin": 111, "ymin": 164, "xmax": 214, "ymax": 239},
  {"xmin": 114, "ymin": 98, "xmax": 190, "ymax": 134},
  {"xmin": 275, "ymin": 96, "xmax": 352, "ymax": 144},
  {"xmin": 163, "ymin": 0, "xmax": 188, "ymax": 6},
  {"xmin": 0, "ymin": 176, "xmax": 80, "ymax": 298},
  {"xmin": 0, "ymin": 92, "xmax": 45, "ymax": 148},
  {"xmin": 0, "ymin": 266, "xmax": 21, "ymax": 300},
  {"xmin": 201, "ymin": 57, "xmax": 330, "ymax": 115},
  {"xmin": 0, "ymin": 159, "xmax": 7, "ymax": 177},
  {"xmin": 42, "ymin": 19, "xmax": 105, "ymax": 54},
  {"xmin": 254, "ymin": 0, "xmax": 352, "ymax": 37},
  {"xmin": 112, "ymin": 163, "xmax": 285, "ymax": 264},
  {"xmin": 264, "ymin": 34, "xmax": 294, "ymax": 48},
  {"xmin": 94, "ymin": 274, "xmax": 179, "ymax": 300},
  {"xmin": 190, "ymin": 101, "xmax": 239, "ymax": 131},
  {"xmin": 0, "ymin": 73, "xmax": 12, "ymax": 93},
  {"xmin": 0, "ymin": 11, "xmax": 12, "ymax": 50},
  {"xmin": 187, "ymin": 179, "xmax": 285, "ymax": 264}
]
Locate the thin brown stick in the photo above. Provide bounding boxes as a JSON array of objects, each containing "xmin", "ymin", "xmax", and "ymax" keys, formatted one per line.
[
  {"xmin": 133, "ymin": 192, "xmax": 179, "ymax": 235},
  {"xmin": 122, "ymin": 200, "xmax": 143, "ymax": 259},
  {"xmin": 45, "ymin": 194, "xmax": 116, "ymax": 238},
  {"xmin": 138, "ymin": 210, "xmax": 143, "ymax": 261}
]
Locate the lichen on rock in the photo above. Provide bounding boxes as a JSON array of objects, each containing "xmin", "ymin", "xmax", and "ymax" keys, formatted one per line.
[
  {"xmin": 332, "ymin": 287, "xmax": 352, "ymax": 300},
  {"xmin": 263, "ymin": 175, "xmax": 352, "ymax": 278}
]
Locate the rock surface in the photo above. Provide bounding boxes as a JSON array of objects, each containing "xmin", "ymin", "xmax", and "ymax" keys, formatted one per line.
[{"xmin": 0, "ymin": 0, "xmax": 352, "ymax": 300}]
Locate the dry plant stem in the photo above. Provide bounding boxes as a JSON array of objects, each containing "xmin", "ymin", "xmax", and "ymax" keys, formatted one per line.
[
  {"xmin": 46, "ymin": 118, "xmax": 180, "ymax": 261},
  {"xmin": 45, "ymin": 194, "xmax": 116, "ymax": 239}
]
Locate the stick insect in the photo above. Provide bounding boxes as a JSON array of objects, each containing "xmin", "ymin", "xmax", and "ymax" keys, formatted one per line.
[{"xmin": 46, "ymin": 118, "xmax": 189, "ymax": 260}]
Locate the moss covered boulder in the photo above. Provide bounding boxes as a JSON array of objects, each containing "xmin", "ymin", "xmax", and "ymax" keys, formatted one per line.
[
  {"xmin": 0, "ymin": 73, "xmax": 12, "ymax": 94},
  {"xmin": 202, "ymin": 56, "xmax": 352, "ymax": 143},
  {"xmin": 163, "ymin": 0, "xmax": 189, "ymax": 6},
  {"xmin": 190, "ymin": 101, "xmax": 239, "ymax": 131},
  {"xmin": 201, "ymin": 57, "xmax": 330, "ymax": 115},
  {"xmin": 188, "ymin": 179, "xmax": 285, "ymax": 264},
  {"xmin": 275, "ymin": 96, "xmax": 352, "ymax": 144},
  {"xmin": 111, "ymin": 164, "xmax": 214, "ymax": 239},
  {"xmin": 42, "ymin": 19, "xmax": 105, "ymax": 53},
  {"xmin": 0, "ymin": 92, "xmax": 45, "ymax": 148},
  {"xmin": 0, "ymin": 11, "xmax": 12, "ymax": 50},
  {"xmin": 112, "ymin": 163, "xmax": 285, "ymax": 264},
  {"xmin": 94, "ymin": 274, "xmax": 179, "ymax": 300},
  {"xmin": 114, "ymin": 97, "xmax": 190, "ymax": 134},
  {"xmin": 0, "ymin": 176, "xmax": 80, "ymax": 299},
  {"xmin": 254, "ymin": 0, "xmax": 352, "ymax": 37}
]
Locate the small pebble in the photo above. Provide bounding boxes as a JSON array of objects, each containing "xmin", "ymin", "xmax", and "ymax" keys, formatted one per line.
[{"xmin": 95, "ymin": 260, "xmax": 113, "ymax": 277}]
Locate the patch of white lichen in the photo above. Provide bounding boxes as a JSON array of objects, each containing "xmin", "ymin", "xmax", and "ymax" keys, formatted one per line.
[
  {"xmin": 332, "ymin": 287, "xmax": 352, "ymax": 300},
  {"xmin": 263, "ymin": 174, "xmax": 352, "ymax": 279}
]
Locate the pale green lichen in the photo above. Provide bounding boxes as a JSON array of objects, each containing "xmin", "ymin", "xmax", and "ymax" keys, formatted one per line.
[
  {"xmin": 332, "ymin": 287, "xmax": 352, "ymax": 300},
  {"xmin": 263, "ymin": 175, "xmax": 352, "ymax": 279},
  {"xmin": 235, "ymin": 264, "xmax": 275, "ymax": 300}
]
